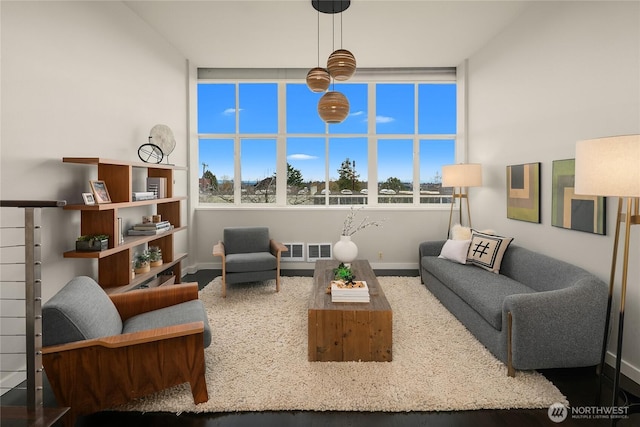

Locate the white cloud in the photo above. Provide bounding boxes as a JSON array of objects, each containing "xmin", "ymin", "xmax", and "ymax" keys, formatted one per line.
[
  {"xmin": 223, "ymin": 108, "xmax": 242, "ymax": 115},
  {"xmin": 376, "ymin": 115, "xmax": 395, "ymax": 124},
  {"xmin": 287, "ymin": 154, "xmax": 318, "ymax": 161},
  {"xmin": 350, "ymin": 110, "xmax": 365, "ymax": 117}
]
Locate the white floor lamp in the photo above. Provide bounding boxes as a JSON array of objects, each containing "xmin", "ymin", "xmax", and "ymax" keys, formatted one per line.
[
  {"xmin": 442, "ymin": 163, "xmax": 483, "ymax": 237},
  {"xmin": 575, "ymin": 134, "xmax": 640, "ymax": 423}
]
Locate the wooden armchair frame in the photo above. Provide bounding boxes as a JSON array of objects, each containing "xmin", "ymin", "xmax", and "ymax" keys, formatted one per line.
[
  {"xmin": 42, "ymin": 283, "xmax": 209, "ymax": 426},
  {"xmin": 213, "ymin": 239, "xmax": 287, "ymax": 298}
]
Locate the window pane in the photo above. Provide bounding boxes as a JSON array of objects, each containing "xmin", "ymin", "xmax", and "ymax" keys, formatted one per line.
[
  {"xmin": 420, "ymin": 139, "xmax": 455, "ymax": 204},
  {"xmin": 286, "ymin": 84, "xmax": 325, "ymax": 134},
  {"xmin": 286, "ymin": 138, "xmax": 326, "ymax": 205},
  {"xmin": 241, "ymin": 138, "xmax": 276, "ymax": 203},
  {"xmin": 378, "ymin": 139, "xmax": 413, "ymax": 204},
  {"xmin": 376, "ymin": 84, "xmax": 415, "ymax": 134},
  {"xmin": 329, "ymin": 138, "xmax": 368, "ymax": 205},
  {"xmin": 239, "ymin": 83, "xmax": 278, "ymax": 134},
  {"xmin": 199, "ymin": 138, "xmax": 235, "ymax": 203},
  {"xmin": 418, "ymin": 84, "xmax": 457, "ymax": 134},
  {"xmin": 198, "ymin": 84, "xmax": 235, "ymax": 134},
  {"xmin": 328, "ymin": 84, "xmax": 368, "ymax": 134}
]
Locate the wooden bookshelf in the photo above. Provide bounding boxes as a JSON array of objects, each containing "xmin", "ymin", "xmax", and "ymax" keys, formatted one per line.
[{"xmin": 63, "ymin": 158, "xmax": 187, "ymax": 293}]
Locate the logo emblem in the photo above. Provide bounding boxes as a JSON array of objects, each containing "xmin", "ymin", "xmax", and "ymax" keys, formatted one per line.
[{"xmin": 548, "ymin": 402, "xmax": 568, "ymax": 423}]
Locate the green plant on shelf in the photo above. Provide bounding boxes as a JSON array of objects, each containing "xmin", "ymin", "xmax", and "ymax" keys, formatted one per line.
[
  {"xmin": 148, "ymin": 246, "xmax": 163, "ymax": 266},
  {"xmin": 133, "ymin": 250, "xmax": 150, "ymax": 270},
  {"xmin": 76, "ymin": 234, "xmax": 108, "ymax": 244}
]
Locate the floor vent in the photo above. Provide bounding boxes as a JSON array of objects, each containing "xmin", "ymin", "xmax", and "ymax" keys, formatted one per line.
[
  {"xmin": 281, "ymin": 243, "xmax": 305, "ymax": 262},
  {"xmin": 307, "ymin": 243, "xmax": 332, "ymax": 262}
]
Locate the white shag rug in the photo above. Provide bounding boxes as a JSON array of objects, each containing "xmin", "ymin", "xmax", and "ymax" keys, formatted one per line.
[{"xmin": 119, "ymin": 276, "xmax": 567, "ymax": 413}]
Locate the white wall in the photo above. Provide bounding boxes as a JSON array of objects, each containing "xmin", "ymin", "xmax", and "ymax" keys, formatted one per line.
[
  {"xmin": 0, "ymin": 1, "xmax": 188, "ymax": 391},
  {"xmin": 193, "ymin": 207, "xmax": 452, "ymax": 272},
  {"xmin": 467, "ymin": 1, "xmax": 640, "ymax": 383}
]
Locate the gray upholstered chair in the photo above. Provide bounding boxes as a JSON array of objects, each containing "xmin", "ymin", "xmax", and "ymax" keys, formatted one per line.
[
  {"xmin": 212, "ymin": 227, "xmax": 288, "ymax": 298},
  {"xmin": 42, "ymin": 276, "xmax": 211, "ymax": 426}
]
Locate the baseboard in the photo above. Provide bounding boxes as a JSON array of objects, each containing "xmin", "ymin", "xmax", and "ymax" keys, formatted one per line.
[
  {"xmin": 192, "ymin": 261, "xmax": 419, "ymax": 272},
  {"xmin": 605, "ymin": 352, "xmax": 640, "ymax": 397},
  {"xmin": 188, "ymin": 267, "xmax": 419, "ymax": 279}
]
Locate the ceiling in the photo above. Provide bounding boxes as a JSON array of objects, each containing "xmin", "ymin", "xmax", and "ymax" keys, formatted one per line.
[{"xmin": 125, "ymin": 0, "xmax": 532, "ymax": 68}]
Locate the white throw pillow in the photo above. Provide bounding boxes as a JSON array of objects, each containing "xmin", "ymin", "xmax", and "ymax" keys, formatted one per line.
[
  {"xmin": 438, "ymin": 239, "xmax": 472, "ymax": 264},
  {"xmin": 450, "ymin": 224, "xmax": 472, "ymax": 240}
]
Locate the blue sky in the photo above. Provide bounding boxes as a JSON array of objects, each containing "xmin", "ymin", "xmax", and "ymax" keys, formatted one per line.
[{"xmin": 198, "ymin": 82, "xmax": 455, "ymax": 184}]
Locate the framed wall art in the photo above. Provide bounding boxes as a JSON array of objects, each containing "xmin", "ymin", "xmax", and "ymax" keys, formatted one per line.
[
  {"xmin": 551, "ymin": 159, "xmax": 605, "ymax": 235},
  {"xmin": 89, "ymin": 180, "xmax": 112, "ymax": 204},
  {"xmin": 506, "ymin": 162, "xmax": 541, "ymax": 223}
]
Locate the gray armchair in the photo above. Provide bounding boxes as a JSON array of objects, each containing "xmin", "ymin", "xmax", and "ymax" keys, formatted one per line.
[
  {"xmin": 212, "ymin": 227, "xmax": 288, "ymax": 298},
  {"xmin": 42, "ymin": 276, "xmax": 211, "ymax": 426}
]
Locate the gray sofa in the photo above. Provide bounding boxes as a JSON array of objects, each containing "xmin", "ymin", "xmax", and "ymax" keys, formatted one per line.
[{"xmin": 419, "ymin": 240, "xmax": 608, "ymax": 375}]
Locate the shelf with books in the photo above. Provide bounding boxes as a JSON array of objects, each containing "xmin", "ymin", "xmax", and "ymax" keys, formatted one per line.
[
  {"xmin": 63, "ymin": 226, "xmax": 186, "ymax": 259},
  {"xmin": 62, "ymin": 157, "xmax": 187, "ymax": 293}
]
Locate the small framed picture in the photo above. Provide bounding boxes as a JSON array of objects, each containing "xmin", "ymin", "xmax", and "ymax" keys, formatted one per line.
[
  {"xmin": 89, "ymin": 180, "xmax": 112, "ymax": 204},
  {"xmin": 82, "ymin": 192, "xmax": 96, "ymax": 205}
]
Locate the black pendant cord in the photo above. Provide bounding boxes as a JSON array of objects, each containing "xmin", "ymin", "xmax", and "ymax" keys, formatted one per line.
[
  {"xmin": 316, "ymin": 8, "xmax": 320, "ymax": 67},
  {"xmin": 331, "ymin": 9, "xmax": 335, "ymax": 91},
  {"xmin": 340, "ymin": 6, "xmax": 344, "ymax": 49}
]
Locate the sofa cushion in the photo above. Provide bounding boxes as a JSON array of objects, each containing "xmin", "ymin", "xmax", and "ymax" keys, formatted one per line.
[
  {"xmin": 122, "ymin": 299, "xmax": 212, "ymax": 348},
  {"xmin": 467, "ymin": 231, "xmax": 513, "ymax": 273},
  {"xmin": 225, "ymin": 252, "xmax": 277, "ymax": 273},
  {"xmin": 421, "ymin": 257, "xmax": 535, "ymax": 330},
  {"xmin": 42, "ymin": 276, "xmax": 123, "ymax": 347}
]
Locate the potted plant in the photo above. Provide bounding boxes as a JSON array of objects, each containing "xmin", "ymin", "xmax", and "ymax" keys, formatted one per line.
[
  {"xmin": 75, "ymin": 234, "xmax": 109, "ymax": 251},
  {"xmin": 334, "ymin": 207, "xmax": 386, "ymax": 264},
  {"xmin": 148, "ymin": 246, "xmax": 163, "ymax": 267},
  {"xmin": 333, "ymin": 262, "xmax": 356, "ymax": 286},
  {"xmin": 133, "ymin": 250, "xmax": 150, "ymax": 274}
]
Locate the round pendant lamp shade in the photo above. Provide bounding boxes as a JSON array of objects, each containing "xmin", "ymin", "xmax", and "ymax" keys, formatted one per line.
[
  {"xmin": 306, "ymin": 67, "xmax": 331, "ymax": 92},
  {"xmin": 318, "ymin": 91, "xmax": 350, "ymax": 124},
  {"xmin": 327, "ymin": 49, "xmax": 356, "ymax": 81}
]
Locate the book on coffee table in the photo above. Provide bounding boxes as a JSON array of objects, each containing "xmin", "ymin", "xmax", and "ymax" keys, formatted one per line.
[{"xmin": 331, "ymin": 280, "xmax": 370, "ymax": 303}]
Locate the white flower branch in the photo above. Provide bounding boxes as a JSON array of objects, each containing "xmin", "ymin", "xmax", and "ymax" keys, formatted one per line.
[{"xmin": 341, "ymin": 206, "xmax": 386, "ymax": 236}]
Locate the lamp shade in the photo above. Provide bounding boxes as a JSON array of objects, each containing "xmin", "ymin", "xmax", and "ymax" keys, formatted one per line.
[
  {"xmin": 442, "ymin": 164, "xmax": 483, "ymax": 188},
  {"xmin": 575, "ymin": 135, "xmax": 640, "ymax": 197},
  {"xmin": 327, "ymin": 49, "xmax": 356, "ymax": 81},
  {"xmin": 318, "ymin": 91, "xmax": 350, "ymax": 124},
  {"xmin": 306, "ymin": 67, "xmax": 331, "ymax": 92}
]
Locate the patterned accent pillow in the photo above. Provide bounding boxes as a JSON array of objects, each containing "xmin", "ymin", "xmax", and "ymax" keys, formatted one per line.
[{"xmin": 466, "ymin": 231, "xmax": 514, "ymax": 273}]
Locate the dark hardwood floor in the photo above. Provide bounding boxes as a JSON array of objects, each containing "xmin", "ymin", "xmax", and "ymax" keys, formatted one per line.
[{"xmin": 2, "ymin": 271, "xmax": 638, "ymax": 426}]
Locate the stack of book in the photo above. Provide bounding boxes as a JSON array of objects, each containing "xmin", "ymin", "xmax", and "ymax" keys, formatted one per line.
[
  {"xmin": 128, "ymin": 220, "xmax": 173, "ymax": 236},
  {"xmin": 330, "ymin": 280, "xmax": 370, "ymax": 303},
  {"xmin": 147, "ymin": 177, "xmax": 167, "ymax": 199},
  {"xmin": 132, "ymin": 191, "xmax": 157, "ymax": 201}
]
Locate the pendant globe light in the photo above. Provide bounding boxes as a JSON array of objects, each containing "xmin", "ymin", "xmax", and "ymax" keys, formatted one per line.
[
  {"xmin": 306, "ymin": 6, "xmax": 330, "ymax": 92},
  {"xmin": 318, "ymin": 90, "xmax": 350, "ymax": 124},
  {"xmin": 309, "ymin": 1, "xmax": 353, "ymax": 124},
  {"xmin": 327, "ymin": 48, "xmax": 356, "ymax": 81},
  {"xmin": 306, "ymin": 68, "xmax": 330, "ymax": 93}
]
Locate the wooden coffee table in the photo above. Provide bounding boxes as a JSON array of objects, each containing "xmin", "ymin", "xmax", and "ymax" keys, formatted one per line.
[{"xmin": 308, "ymin": 259, "xmax": 392, "ymax": 362}]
